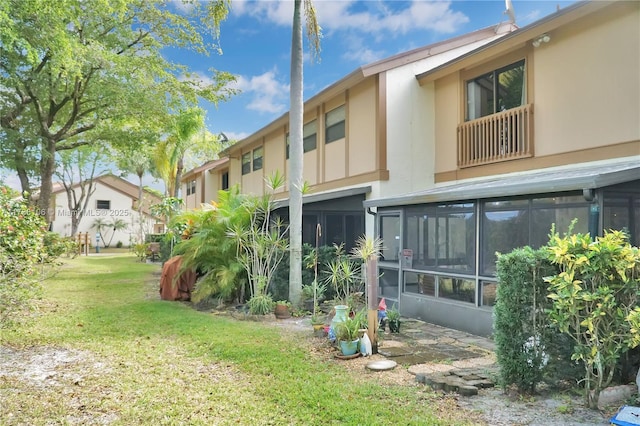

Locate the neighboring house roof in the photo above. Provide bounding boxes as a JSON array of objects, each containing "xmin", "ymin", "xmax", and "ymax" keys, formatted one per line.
[
  {"xmin": 416, "ymin": 0, "xmax": 611, "ymax": 84},
  {"xmin": 223, "ymin": 21, "xmax": 517, "ymax": 156},
  {"xmin": 52, "ymin": 174, "xmax": 163, "ymax": 218},
  {"xmin": 181, "ymin": 157, "xmax": 229, "ymax": 182},
  {"xmin": 364, "ymin": 156, "xmax": 640, "ymax": 208}
]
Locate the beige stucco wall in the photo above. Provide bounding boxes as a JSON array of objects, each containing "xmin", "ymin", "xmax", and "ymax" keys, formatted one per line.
[
  {"xmin": 346, "ymin": 79, "xmax": 377, "ymax": 177},
  {"xmin": 434, "ymin": 73, "xmax": 460, "ymax": 174},
  {"xmin": 533, "ymin": 2, "xmax": 639, "ymax": 156},
  {"xmin": 239, "ymin": 143, "xmax": 265, "ymax": 196},
  {"xmin": 203, "ymin": 169, "xmax": 222, "ymax": 204},
  {"xmin": 433, "ymin": 1, "xmax": 640, "ymax": 177}
]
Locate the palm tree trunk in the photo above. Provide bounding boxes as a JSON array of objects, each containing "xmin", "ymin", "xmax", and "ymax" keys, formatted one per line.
[{"xmin": 288, "ymin": 0, "xmax": 304, "ymax": 307}]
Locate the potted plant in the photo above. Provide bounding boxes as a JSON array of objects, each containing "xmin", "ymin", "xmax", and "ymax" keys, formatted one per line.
[
  {"xmin": 274, "ymin": 300, "xmax": 291, "ymax": 319},
  {"xmin": 387, "ymin": 304, "xmax": 401, "ymax": 333},
  {"xmin": 310, "ymin": 313, "xmax": 326, "ymax": 337},
  {"xmin": 334, "ymin": 316, "xmax": 362, "ymax": 356},
  {"xmin": 302, "ymin": 280, "xmax": 327, "ymax": 313}
]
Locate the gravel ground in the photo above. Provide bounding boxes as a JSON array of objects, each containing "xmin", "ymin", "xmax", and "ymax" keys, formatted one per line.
[{"xmin": 267, "ymin": 315, "xmax": 620, "ymax": 426}]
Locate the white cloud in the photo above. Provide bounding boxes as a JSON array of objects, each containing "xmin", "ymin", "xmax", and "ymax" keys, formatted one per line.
[
  {"xmin": 340, "ymin": 35, "xmax": 387, "ymax": 64},
  {"xmin": 231, "ymin": 69, "xmax": 289, "ymax": 114},
  {"xmin": 180, "ymin": 71, "xmax": 215, "ymax": 86},
  {"xmin": 224, "ymin": 131, "xmax": 250, "ymax": 141},
  {"xmin": 233, "ymin": 0, "xmax": 469, "ymax": 36}
]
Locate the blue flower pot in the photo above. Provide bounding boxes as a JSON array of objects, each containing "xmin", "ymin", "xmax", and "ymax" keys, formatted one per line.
[{"xmin": 339, "ymin": 339, "xmax": 359, "ymax": 356}]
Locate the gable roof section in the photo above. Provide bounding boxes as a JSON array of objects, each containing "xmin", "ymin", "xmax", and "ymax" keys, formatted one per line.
[
  {"xmin": 364, "ymin": 156, "xmax": 640, "ymax": 208},
  {"xmin": 416, "ymin": 0, "xmax": 613, "ymax": 85},
  {"xmin": 53, "ymin": 174, "xmax": 162, "ymax": 217},
  {"xmin": 223, "ymin": 21, "xmax": 517, "ymax": 156},
  {"xmin": 181, "ymin": 157, "xmax": 229, "ymax": 182}
]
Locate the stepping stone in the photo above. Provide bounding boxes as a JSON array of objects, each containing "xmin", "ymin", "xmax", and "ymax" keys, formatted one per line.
[
  {"xmin": 378, "ymin": 346, "xmax": 413, "ymax": 357},
  {"xmin": 366, "ymin": 360, "xmax": 397, "ymax": 371},
  {"xmin": 458, "ymin": 385, "xmax": 479, "ymax": 396}
]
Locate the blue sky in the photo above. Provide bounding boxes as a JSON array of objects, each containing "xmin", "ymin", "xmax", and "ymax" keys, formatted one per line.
[{"xmin": 178, "ymin": 0, "xmax": 576, "ymax": 142}]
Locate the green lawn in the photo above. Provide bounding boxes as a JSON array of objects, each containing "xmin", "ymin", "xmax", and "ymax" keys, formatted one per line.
[{"xmin": 1, "ymin": 254, "xmax": 477, "ymax": 425}]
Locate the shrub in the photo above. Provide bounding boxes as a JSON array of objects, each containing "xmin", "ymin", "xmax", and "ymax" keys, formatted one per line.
[
  {"xmin": 247, "ymin": 294, "xmax": 274, "ymax": 315},
  {"xmin": 133, "ymin": 243, "xmax": 149, "ymax": 262},
  {"xmin": 0, "ymin": 187, "xmax": 50, "ymax": 328},
  {"xmin": 43, "ymin": 232, "xmax": 79, "ymax": 259},
  {"xmin": 494, "ymin": 247, "xmax": 555, "ymax": 393},
  {"xmin": 545, "ymin": 230, "xmax": 640, "ymax": 409}
]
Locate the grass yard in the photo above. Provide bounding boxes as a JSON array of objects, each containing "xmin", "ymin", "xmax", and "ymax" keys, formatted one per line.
[{"xmin": 1, "ymin": 254, "xmax": 477, "ymax": 425}]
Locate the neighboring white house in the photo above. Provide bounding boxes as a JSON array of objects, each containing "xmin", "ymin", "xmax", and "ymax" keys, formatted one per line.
[{"xmin": 50, "ymin": 174, "xmax": 164, "ymax": 247}]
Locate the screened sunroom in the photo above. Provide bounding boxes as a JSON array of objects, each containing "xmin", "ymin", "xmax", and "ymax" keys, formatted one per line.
[{"xmin": 364, "ymin": 158, "xmax": 640, "ymax": 336}]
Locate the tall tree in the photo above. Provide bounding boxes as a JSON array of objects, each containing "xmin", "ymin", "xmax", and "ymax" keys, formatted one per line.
[
  {"xmin": 288, "ymin": 0, "xmax": 321, "ymax": 306},
  {"xmin": 0, "ymin": 0, "xmax": 234, "ymax": 223},
  {"xmin": 153, "ymin": 107, "xmax": 204, "ymax": 198},
  {"xmin": 55, "ymin": 144, "xmax": 107, "ymax": 236},
  {"xmin": 117, "ymin": 146, "xmax": 153, "ymax": 243}
]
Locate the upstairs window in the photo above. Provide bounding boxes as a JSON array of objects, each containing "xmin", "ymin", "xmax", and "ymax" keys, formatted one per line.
[
  {"xmin": 96, "ymin": 200, "xmax": 110, "ymax": 210},
  {"xmin": 285, "ymin": 133, "xmax": 290, "ymax": 159},
  {"xmin": 286, "ymin": 121, "xmax": 317, "ymax": 160},
  {"xmin": 466, "ymin": 60, "xmax": 525, "ymax": 121},
  {"xmin": 241, "ymin": 152, "xmax": 251, "ymax": 175},
  {"xmin": 186, "ymin": 180, "xmax": 197, "ymax": 196},
  {"xmin": 253, "ymin": 146, "xmax": 263, "ymax": 171},
  {"xmin": 303, "ymin": 120, "xmax": 317, "ymax": 152},
  {"xmin": 221, "ymin": 171, "xmax": 229, "ymax": 190},
  {"xmin": 325, "ymin": 105, "xmax": 345, "ymax": 143}
]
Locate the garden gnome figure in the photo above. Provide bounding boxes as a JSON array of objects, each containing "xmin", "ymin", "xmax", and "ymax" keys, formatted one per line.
[{"xmin": 378, "ymin": 298, "xmax": 387, "ymax": 331}]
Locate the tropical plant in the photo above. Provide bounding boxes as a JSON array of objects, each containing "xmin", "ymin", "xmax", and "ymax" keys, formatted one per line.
[
  {"xmin": 334, "ymin": 315, "xmax": 362, "ymax": 342},
  {"xmin": 173, "ymin": 187, "xmax": 249, "ymax": 303},
  {"xmin": 151, "ymin": 197, "xmax": 184, "ymax": 225},
  {"xmin": 91, "ymin": 217, "xmax": 128, "ymax": 248},
  {"xmin": 324, "ymin": 243, "xmax": 362, "ymax": 306},
  {"xmin": 247, "ymin": 293, "xmax": 275, "ymax": 316},
  {"xmin": 288, "ymin": 0, "xmax": 322, "ymax": 307},
  {"xmin": 386, "ymin": 304, "xmax": 400, "ymax": 322},
  {"xmin": 228, "ymin": 172, "xmax": 289, "ymax": 310},
  {"xmin": 545, "ymin": 229, "xmax": 640, "ymax": 409},
  {"xmin": 153, "ymin": 108, "xmax": 204, "ymax": 197}
]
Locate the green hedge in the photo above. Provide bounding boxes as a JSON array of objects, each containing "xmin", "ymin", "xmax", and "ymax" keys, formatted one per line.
[{"xmin": 494, "ymin": 246, "xmax": 578, "ymax": 393}]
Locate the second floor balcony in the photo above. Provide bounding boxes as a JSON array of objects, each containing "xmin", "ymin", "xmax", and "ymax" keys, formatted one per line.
[{"xmin": 457, "ymin": 104, "xmax": 533, "ymax": 168}]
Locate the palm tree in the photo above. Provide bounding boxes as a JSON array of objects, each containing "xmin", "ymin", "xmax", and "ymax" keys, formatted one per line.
[
  {"xmin": 154, "ymin": 108, "xmax": 205, "ymax": 197},
  {"xmin": 288, "ymin": 0, "xmax": 321, "ymax": 306},
  {"xmin": 118, "ymin": 149, "xmax": 152, "ymax": 243},
  {"xmin": 91, "ymin": 217, "xmax": 128, "ymax": 248}
]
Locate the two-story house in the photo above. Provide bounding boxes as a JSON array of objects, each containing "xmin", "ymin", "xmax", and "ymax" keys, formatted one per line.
[
  {"xmin": 181, "ymin": 158, "xmax": 230, "ymax": 210},
  {"xmin": 183, "ymin": 1, "xmax": 638, "ymax": 337},
  {"xmin": 364, "ymin": 0, "xmax": 640, "ymax": 336},
  {"xmin": 202, "ymin": 20, "xmax": 518, "ymax": 253}
]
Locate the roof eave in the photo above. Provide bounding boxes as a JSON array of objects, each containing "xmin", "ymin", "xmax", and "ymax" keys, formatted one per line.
[{"xmin": 416, "ymin": 0, "xmax": 611, "ymax": 85}]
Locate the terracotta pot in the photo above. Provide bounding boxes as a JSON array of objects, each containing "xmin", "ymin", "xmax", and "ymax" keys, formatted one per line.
[{"xmin": 274, "ymin": 304, "xmax": 291, "ymax": 319}]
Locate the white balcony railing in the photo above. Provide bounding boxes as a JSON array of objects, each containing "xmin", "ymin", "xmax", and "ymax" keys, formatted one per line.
[{"xmin": 457, "ymin": 104, "xmax": 533, "ymax": 168}]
